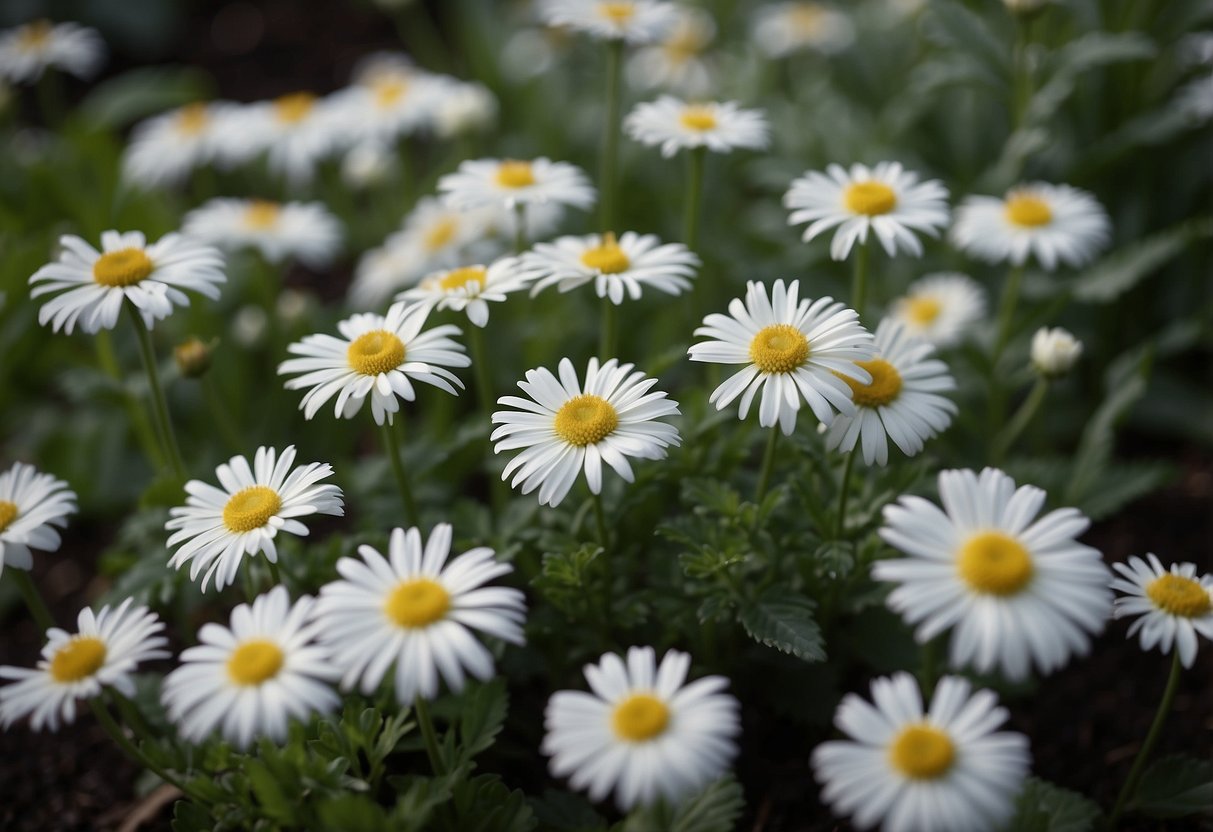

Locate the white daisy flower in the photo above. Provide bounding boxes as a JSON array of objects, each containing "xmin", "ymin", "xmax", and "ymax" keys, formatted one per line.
[
  {"xmin": 1030, "ymin": 326, "xmax": 1082, "ymax": 378},
  {"xmin": 235, "ymin": 92, "xmax": 345, "ymax": 185},
  {"xmin": 751, "ymin": 3, "xmax": 855, "ymax": 59},
  {"xmin": 543, "ymin": 646, "xmax": 740, "ymax": 810},
  {"xmin": 0, "ymin": 462, "xmax": 76, "ymax": 581},
  {"xmin": 1111, "ymin": 554, "xmax": 1213, "ymax": 668},
  {"xmin": 327, "ymin": 64, "xmax": 443, "ymax": 146},
  {"xmin": 824, "ymin": 320, "xmax": 957, "ymax": 466},
  {"xmin": 182, "ymin": 198, "xmax": 343, "ymax": 269},
  {"xmin": 785, "ymin": 162, "xmax": 951, "ymax": 261},
  {"xmin": 165, "ymin": 446, "xmax": 344, "ymax": 592},
  {"xmin": 0, "ymin": 20, "xmax": 104, "ymax": 84},
  {"xmin": 627, "ymin": 6, "xmax": 716, "ymax": 96},
  {"xmin": 520, "ymin": 231, "xmax": 700, "ymax": 305},
  {"xmin": 312, "ymin": 524, "xmax": 526, "ymax": 703},
  {"xmin": 887, "ymin": 273, "xmax": 986, "ymax": 348},
  {"xmin": 162, "ymin": 587, "xmax": 338, "ymax": 748},
  {"xmin": 539, "ymin": 0, "xmax": 678, "ymax": 45},
  {"xmin": 950, "ymin": 183, "xmax": 1111, "ymax": 270},
  {"xmin": 625, "ymin": 96, "xmax": 769, "ymax": 158},
  {"xmin": 875, "ymin": 467, "xmax": 1113, "ymax": 681},
  {"xmin": 396, "ymin": 258, "xmax": 530, "ymax": 328},
  {"xmin": 812, "ymin": 672, "xmax": 1030, "ymax": 832},
  {"xmin": 0, "ymin": 599, "xmax": 167, "ymax": 732},
  {"xmin": 492, "ymin": 357, "xmax": 681, "ymax": 507},
  {"xmin": 688, "ymin": 279, "xmax": 875, "ymax": 435},
  {"xmin": 432, "ymin": 78, "xmax": 498, "ymax": 138},
  {"xmin": 438, "ymin": 157, "xmax": 596, "ymax": 213},
  {"xmin": 278, "ymin": 301, "xmax": 469, "ymax": 425},
  {"xmin": 29, "ymin": 230, "xmax": 226, "ymax": 335},
  {"xmin": 122, "ymin": 102, "xmax": 239, "ymax": 189},
  {"xmin": 341, "ymin": 140, "xmax": 398, "ymax": 189}
]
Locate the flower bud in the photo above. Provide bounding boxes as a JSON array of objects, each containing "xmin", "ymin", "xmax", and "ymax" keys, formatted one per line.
[
  {"xmin": 1031, "ymin": 327, "xmax": 1081, "ymax": 378},
  {"xmin": 173, "ymin": 337, "xmax": 213, "ymax": 378}
]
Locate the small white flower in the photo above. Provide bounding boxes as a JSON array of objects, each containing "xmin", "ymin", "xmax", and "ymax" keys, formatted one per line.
[
  {"xmin": 438, "ymin": 157, "xmax": 596, "ymax": 213},
  {"xmin": 341, "ymin": 141, "xmax": 398, "ymax": 189},
  {"xmin": 312, "ymin": 524, "xmax": 526, "ymax": 703},
  {"xmin": 232, "ymin": 92, "xmax": 346, "ymax": 186},
  {"xmin": 876, "ymin": 467, "xmax": 1112, "ymax": 681},
  {"xmin": 627, "ymin": 6, "xmax": 716, "ymax": 96},
  {"xmin": 0, "ymin": 20, "xmax": 104, "ymax": 84},
  {"xmin": 397, "ymin": 258, "xmax": 530, "ymax": 328},
  {"xmin": 183, "ymin": 198, "xmax": 343, "ymax": 269},
  {"xmin": 327, "ymin": 63, "xmax": 443, "ymax": 146},
  {"xmin": 162, "ymin": 587, "xmax": 339, "ymax": 748},
  {"xmin": 165, "ymin": 446, "xmax": 344, "ymax": 592},
  {"xmin": 1030, "ymin": 327, "xmax": 1082, "ymax": 378},
  {"xmin": 688, "ymin": 279, "xmax": 875, "ymax": 435},
  {"xmin": 432, "ymin": 79, "xmax": 498, "ymax": 138},
  {"xmin": 492, "ymin": 358, "xmax": 681, "ymax": 507},
  {"xmin": 0, "ymin": 599, "xmax": 167, "ymax": 732},
  {"xmin": 625, "ymin": 96, "xmax": 769, "ymax": 158},
  {"xmin": 543, "ymin": 646, "xmax": 740, "ymax": 810},
  {"xmin": 539, "ymin": 0, "xmax": 678, "ymax": 44},
  {"xmin": 785, "ymin": 162, "xmax": 951, "ymax": 261},
  {"xmin": 278, "ymin": 301, "xmax": 469, "ymax": 424},
  {"xmin": 0, "ymin": 462, "xmax": 76, "ymax": 581},
  {"xmin": 1112, "ymin": 554, "xmax": 1213, "ymax": 668},
  {"xmin": 122, "ymin": 102, "xmax": 238, "ymax": 189},
  {"xmin": 521, "ymin": 231, "xmax": 699, "ymax": 304},
  {"xmin": 813, "ymin": 672, "xmax": 1030, "ymax": 832},
  {"xmin": 887, "ymin": 273, "xmax": 986, "ymax": 348},
  {"xmin": 751, "ymin": 3, "xmax": 854, "ymax": 59},
  {"xmin": 824, "ymin": 320, "xmax": 957, "ymax": 466},
  {"xmin": 951, "ymin": 182, "xmax": 1110, "ymax": 270},
  {"xmin": 29, "ymin": 230, "xmax": 226, "ymax": 334}
]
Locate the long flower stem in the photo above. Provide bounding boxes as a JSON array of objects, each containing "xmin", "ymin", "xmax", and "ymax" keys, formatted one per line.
[
  {"xmin": 992, "ymin": 264, "xmax": 1025, "ymax": 365},
  {"xmin": 833, "ymin": 449, "xmax": 857, "ymax": 540},
  {"xmin": 684, "ymin": 147, "xmax": 706, "ymax": 252},
  {"xmin": 1108, "ymin": 651, "xmax": 1183, "ymax": 828},
  {"xmin": 205, "ymin": 374, "xmax": 244, "ymax": 453},
  {"xmin": 992, "ymin": 377, "xmax": 1048, "ymax": 464},
  {"xmin": 592, "ymin": 491, "xmax": 614, "ymax": 627},
  {"xmin": 89, "ymin": 699, "xmax": 201, "ymax": 801},
  {"xmin": 381, "ymin": 419, "xmax": 420, "ymax": 528},
  {"xmin": 599, "ymin": 39, "xmax": 624, "ymax": 233},
  {"xmin": 599, "ymin": 298, "xmax": 618, "ymax": 359},
  {"xmin": 513, "ymin": 203, "xmax": 527, "ymax": 253},
  {"xmin": 755, "ymin": 428, "xmax": 780, "ymax": 504},
  {"xmin": 413, "ymin": 695, "xmax": 446, "ymax": 776},
  {"xmin": 95, "ymin": 330, "xmax": 164, "ymax": 470},
  {"xmin": 11, "ymin": 570, "xmax": 54, "ymax": 631},
  {"xmin": 467, "ymin": 324, "xmax": 506, "ymax": 516},
  {"xmin": 126, "ymin": 304, "xmax": 186, "ymax": 480},
  {"xmin": 851, "ymin": 241, "xmax": 870, "ymax": 321}
]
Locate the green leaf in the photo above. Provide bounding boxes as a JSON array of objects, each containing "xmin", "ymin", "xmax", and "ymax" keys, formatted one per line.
[
  {"xmin": 1008, "ymin": 777, "xmax": 1101, "ymax": 832},
  {"xmin": 77, "ymin": 66, "xmax": 215, "ymax": 129},
  {"xmin": 316, "ymin": 793, "xmax": 390, "ymax": 832},
  {"xmin": 458, "ymin": 679, "xmax": 509, "ymax": 763},
  {"xmin": 529, "ymin": 789, "xmax": 608, "ymax": 831},
  {"xmin": 170, "ymin": 799, "xmax": 212, "ymax": 832},
  {"xmin": 1134, "ymin": 755, "xmax": 1213, "ymax": 819},
  {"xmin": 1069, "ymin": 219, "xmax": 1213, "ymax": 303},
  {"xmin": 670, "ymin": 778, "xmax": 745, "ymax": 832},
  {"xmin": 739, "ymin": 588, "xmax": 826, "ymax": 662},
  {"xmin": 245, "ymin": 758, "xmax": 296, "ymax": 824},
  {"xmin": 923, "ymin": 0, "xmax": 1011, "ymax": 75}
]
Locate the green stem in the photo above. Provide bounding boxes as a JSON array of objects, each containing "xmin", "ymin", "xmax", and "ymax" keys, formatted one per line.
[
  {"xmin": 754, "ymin": 428, "xmax": 780, "ymax": 504},
  {"xmin": 919, "ymin": 636, "xmax": 942, "ymax": 699},
  {"xmin": 833, "ymin": 449, "xmax": 857, "ymax": 540},
  {"xmin": 413, "ymin": 696, "xmax": 446, "ymax": 776},
  {"xmin": 599, "ymin": 39, "xmax": 624, "ymax": 233},
  {"xmin": 851, "ymin": 241, "xmax": 870, "ymax": 322},
  {"xmin": 126, "ymin": 304, "xmax": 186, "ymax": 480},
  {"xmin": 467, "ymin": 323, "xmax": 505, "ymax": 516},
  {"xmin": 266, "ymin": 558, "xmax": 283, "ymax": 589},
  {"xmin": 992, "ymin": 264, "xmax": 1025, "ymax": 365},
  {"xmin": 205, "ymin": 374, "xmax": 244, "ymax": 453},
  {"xmin": 591, "ymin": 491, "xmax": 613, "ymax": 627},
  {"xmin": 381, "ymin": 418, "xmax": 420, "ymax": 528},
  {"xmin": 11, "ymin": 570, "xmax": 54, "ymax": 632},
  {"xmin": 684, "ymin": 147, "xmax": 706, "ymax": 252},
  {"xmin": 991, "ymin": 377, "xmax": 1048, "ymax": 464},
  {"xmin": 35, "ymin": 69, "xmax": 64, "ymax": 127},
  {"xmin": 88, "ymin": 699, "xmax": 201, "ymax": 801},
  {"xmin": 599, "ymin": 298, "xmax": 618, "ymax": 359},
  {"xmin": 95, "ymin": 331, "xmax": 164, "ymax": 469},
  {"xmin": 513, "ymin": 203, "xmax": 527, "ymax": 254},
  {"xmin": 1012, "ymin": 15, "xmax": 1034, "ymax": 130},
  {"xmin": 592, "ymin": 491, "xmax": 610, "ymax": 551},
  {"xmin": 1108, "ymin": 651, "xmax": 1183, "ymax": 828}
]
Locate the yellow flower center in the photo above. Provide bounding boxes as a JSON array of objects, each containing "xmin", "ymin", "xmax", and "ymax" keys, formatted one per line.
[
  {"xmin": 438, "ymin": 266, "xmax": 487, "ymax": 292},
  {"xmin": 844, "ymin": 181, "xmax": 898, "ymax": 216},
  {"xmin": 1004, "ymin": 193, "xmax": 1053, "ymax": 227},
  {"xmin": 554, "ymin": 394, "xmax": 619, "ymax": 446},
  {"xmin": 839, "ymin": 358, "xmax": 903, "ymax": 408},
  {"xmin": 1146, "ymin": 573, "xmax": 1211, "ymax": 618},
  {"xmin": 496, "ymin": 160, "xmax": 536, "ymax": 189},
  {"xmin": 50, "ymin": 637, "xmax": 107, "ymax": 684},
  {"xmin": 347, "ymin": 330, "xmax": 406, "ymax": 376},
  {"xmin": 373, "ymin": 77, "xmax": 409, "ymax": 109},
  {"xmin": 423, "ymin": 217, "xmax": 459, "ymax": 252},
  {"xmin": 679, "ymin": 105, "xmax": 718, "ymax": 132},
  {"xmin": 244, "ymin": 200, "xmax": 281, "ymax": 230},
  {"xmin": 176, "ymin": 103, "xmax": 210, "ymax": 136},
  {"xmin": 749, "ymin": 324, "xmax": 810, "ymax": 375},
  {"xmin": 905, "ymin": 296, "xmax": 942, "ymax": 326},
  {"xmin": 0, "ymin": 500, "xmax": 18, "ymax": 533},
  {"xmin": 789, "ymin": 3, "xmax": 826, "ymax": 34},
  {"xmin": 664, "ymin": 28, "xmax": 706, "ymax": 61},
  {"xmin": 611, "ymin": 693, "xmax": 670, "ymax": 742},
  {"xmin": 222, "ymin": 485, "xmax": 282, "ymax": 533},
  {"xmin": 92, "ymin": 248, "xmax": 154, "ymax": 288},
  {"xmin": 17, "ymin": 20, "xmax": 53, "ymax": 52},
  {"xmin": 274, "ymin": 92, "xmax": 316, "ymax": 124},
  {"xmin": 889, "ymin": 725, "xmax": 955, "ymax": 780},
  {"xmin": 384, "ymin": 578, "xmax": 451, "ymax": 628},
  {"xmin": 599, "ymin": 2, "xmax": 636, "ymax": 23},
  {"xmin": 226, "ymin": 639, "xmax": 284, "ymax": 686},
  {"xmin": 957, "ymin": 531, "xmax": 1034, "ymax": 596},
  {"xmin": 580, "ymin": 232, "xmax": 631, "ymax": 274}
]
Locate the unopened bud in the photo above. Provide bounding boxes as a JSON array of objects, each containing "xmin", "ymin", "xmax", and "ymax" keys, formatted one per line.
[
  {"xmin": 1031, "ymin": 327, "xmax": 1081, "ymax": 378},
  {"xmin": 174, "ymin": 337, "xmax": 213, "ymax": 378}
]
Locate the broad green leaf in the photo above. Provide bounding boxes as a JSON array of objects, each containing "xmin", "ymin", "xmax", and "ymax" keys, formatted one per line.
[
  {"xmin": 1134, "ymin": 755, "xmax": 1213, "ymax": 819},
  {"xmin": 739, "ymin": 588, "xmax": 826, "ymax": 662},
  {"xmin": 1069, "ymin": 218, "xmax": 1213, "ymax": 303},
  {"xmin": 77, "ymin": 66, "xmax": 214, "ymax": 128},
  {"xmin": 1008, "ymin": 777, "xmax": 1101, "ymax": 832},
  {"xmin": 458, "ymin": 678, "xmax": 509, "ymax": 762},
  {"xmin": 245, "ymin": 758, "xmax": 296, "ymax": 824},
  {"xmin": 670, "ymin": 777, "xmax": 745, "ymax": 832},
  {"xmin": 170, "ymin": 799, "xmax": 212, "ymax": 832}
]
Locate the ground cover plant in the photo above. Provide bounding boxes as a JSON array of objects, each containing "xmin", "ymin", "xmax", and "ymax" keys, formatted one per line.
[{"xmin": 0, "ymin": 0, "xmax": 1211, "ymax": 829}]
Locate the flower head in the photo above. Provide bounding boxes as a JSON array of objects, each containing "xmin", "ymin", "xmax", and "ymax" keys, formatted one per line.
[
  {"xmin": 626, "ymin": 96, "xmax": 769, "ymax": 159},
  {"xmin": 1030, "ymin": 326, "xmax": 1082, "ymax": 378},
  {"xmin": 397, "ymin": 258, "xmax": 530, "ymax": 328},
  {"xmin": 183, "ymin": 198, "xmax": 343, "ymax": 269},
  {"xmin": 438, "ymin": 157, "xmax": 596, "ymax": 213},
  {"xmin": 751, "ymin": 3, "xmax": 854, "ymax": 59},
  {"xmin": 887, "ymin": 273, "xmax": 986, "ymax": 347},
  {"xmin": 0, "ymin": 462, "xmax": 76, "ymax": 581},
  {"xmin": 521, "ymin": 231, "xmax": 699, "ymax": 304},
  {"xmin": 539, "ymin": 0, "xmax": 678, "ymax": 44},
  {"xmin": 627, "ymin": 6, "xmax": 716, "ymax": 96},
  {"xmin": 232, "ymin": 92, "xmax": 346, "ymax": 185},
  {"xmin": 122, "ymin": 102, "xmax": 239, "ymax": 189},
  {"xmin": 1112, "ymin": 554, "xmax": 1213, "ymax": 668},
  {"xmin": 0, "ymin": 20, "xmax": 104, "ymax": 84}
]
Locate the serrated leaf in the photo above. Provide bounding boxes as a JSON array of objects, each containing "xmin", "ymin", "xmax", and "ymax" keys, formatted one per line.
[
  {"xmin": 1134, "ymin": 755, "xmax": 1213, "ymax": 819},
  {"xmin": 670, "ymin": 778, "xmax": 745, "ymax": 832},
  {"xmin": 1069, "ymin": 219, "xmax": 1213, "ymax": 303},
  {"xmin": 245, "ymin": 758, "xmax": 296, "ymax": 824},
  {"xmin": 1008, "ymin": 777, "xmax": 1101, "ymax": 832},
  {"xmin": 458, "ymin": 678, "xmax": 509, "ymax": 762},
  {"xmin": 739, "ymin": 589, "xmax": 826, "ymax": 662}
]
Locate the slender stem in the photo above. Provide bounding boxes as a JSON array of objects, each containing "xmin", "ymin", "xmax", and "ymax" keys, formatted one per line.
[
  {"xmin": 381, "ymin": 418, "xmax": 420, "ymax": 528},
  {"xmin": 413, "ymin": 696, "xmax": 446, "ymax": 776},
  {"xmin": 592, "ymin": 491, "xmax": 613, "ymax": 627},
  {"xmin": 11, "ymin": 570, "xmax": 54, "ymax": 632},
  {"xmin": 95, "ymin": 331, "xmax": 164, "ymax": 470},
  {"xmin": 205, "ymin": 374, "xmax": 244, "ymax": 453},
  {"xmin": 919, "ymin": 635, "xmax": 941, "ymax": 699},
  {"xmin": 754, "ymin": 428, "xmax": 780, "ymax": 504},
  {"xmin": 992, "ymin": 377, "xmax": 1048, "ymax": 464},
  {"xmin": 512, "ymin": 203, "xmax": 527, "ymax": 253},
  {"xmin": 833, "ymin": 449, "xmax": 857, "ymax": 540},
  {"xmin": 35, "ymin": 69, "xmax": 64, "ymax": 127},
  {"xmin": 992, "ymin": 264, "xmax": 1025, "ymax": 365},
  {"xmin": 266, "ymin": 558, "xmax": 283, "ymax": 589},
  {"xmin": 126, "ymin": 304, "xmax": 186, "ymax": 480},
  {"xmin": 1108, "ymin": 651, "xmax": 1183, "ymax": 828},
  {"xmin": 592, "ymin": 491, "xmax": 609, "ymax": 551},
  {"xmin": 88, "ymin": 699, "xmax": 201, "ymax": 801},
  {"xmin": 684, "ymin": 147, "xmax": 706, "ymax": 252},
  {"xmin": 599, "ymin": 298, "xmax": 618, "ymax": 359},
  {"xmin": 466, "ymin": 323, "xmax": 494, "ymax": 413},
  {"xmin": 1012, "ymin": 15, "xmax": 1034, "ymax": 130},
  {"xmin": 851, "ymin": 241, "xmax": 870, "ymax": 321},
  {"xmin": 599, "ymin": 39, "xmax": 624, "ymax": 233}
]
